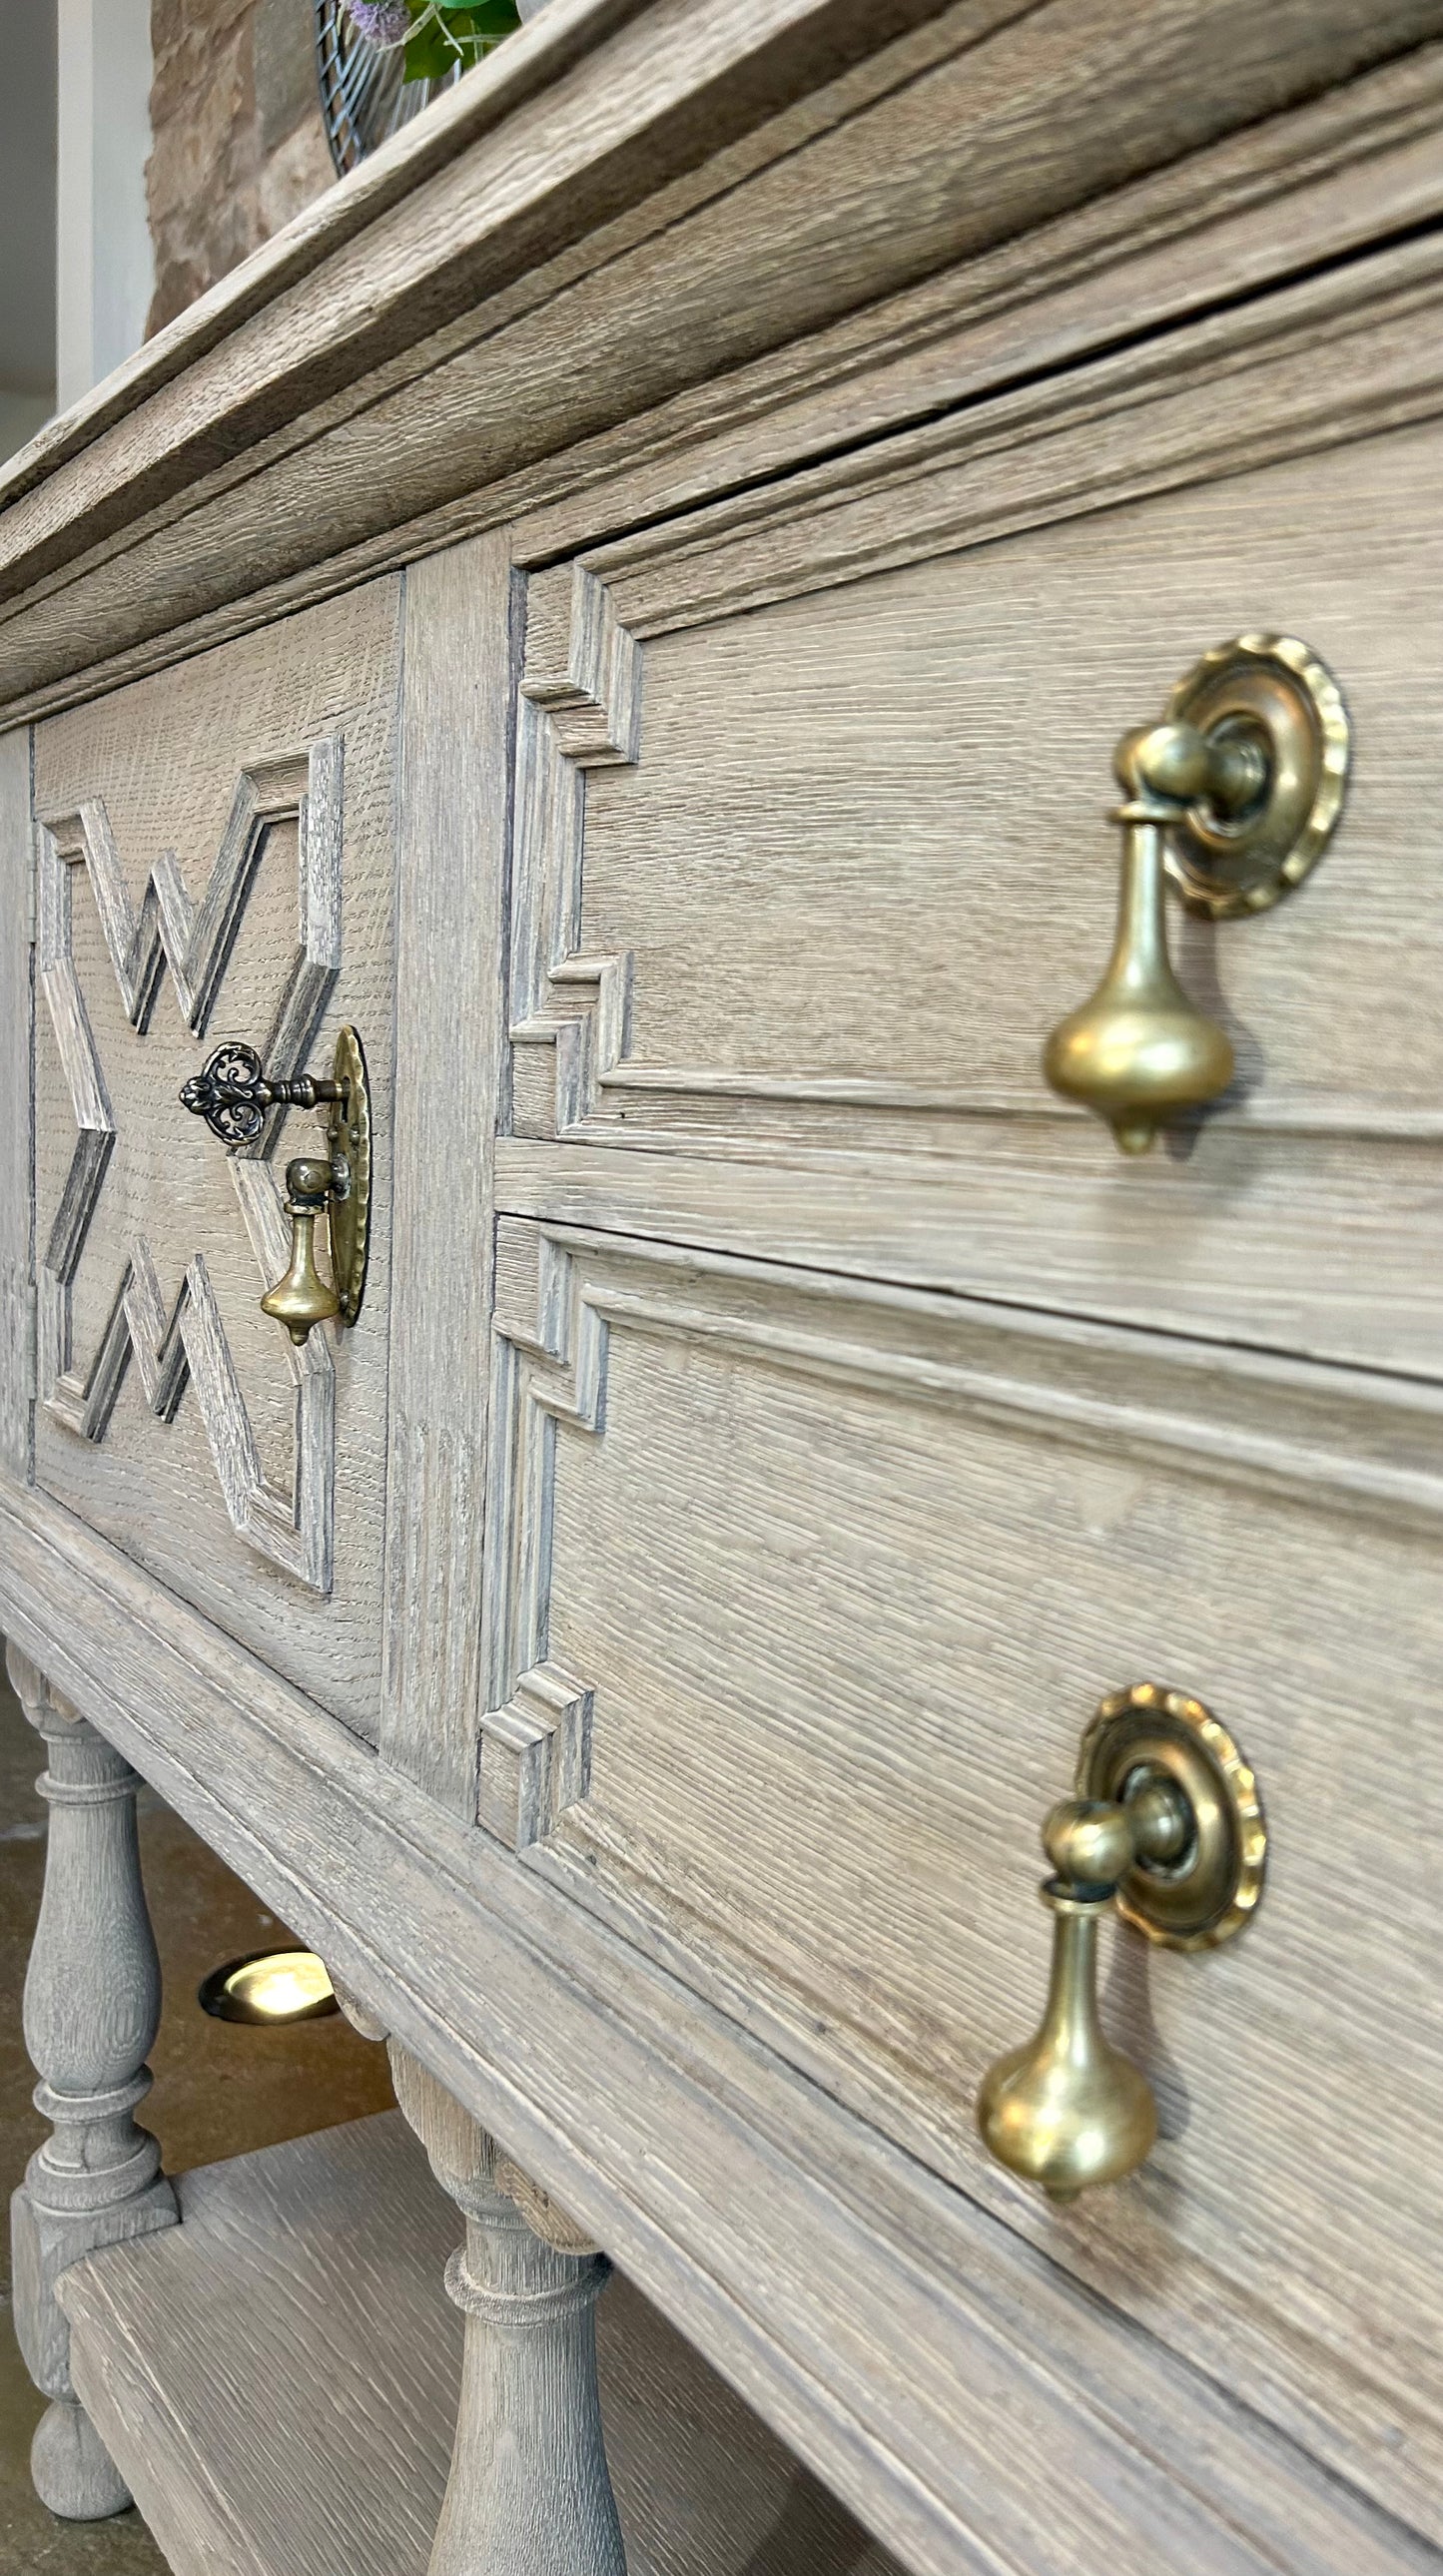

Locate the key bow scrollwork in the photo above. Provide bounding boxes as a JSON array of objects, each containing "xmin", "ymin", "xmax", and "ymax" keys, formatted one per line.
[{"xmin": 180, "ymin": 1040, "xmax": 347, "ymax": 1146}]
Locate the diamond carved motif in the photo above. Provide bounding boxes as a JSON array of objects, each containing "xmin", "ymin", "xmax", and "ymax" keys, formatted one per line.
[{"xmin": 35, "ymin": 741, "xmax": 345, "ymax": 1594}]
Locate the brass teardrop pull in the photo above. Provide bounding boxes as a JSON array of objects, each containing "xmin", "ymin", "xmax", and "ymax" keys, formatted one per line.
[
  {"xmin": 1044, "ymin": 635, "xmax": 1350, "ymax": 1153},
  {"xmin": 261, "ymin": 1158, "xmax": 342, "ymax": 1348},
  {"xmin": 977, "ymin": 1684, "xmax": 1266, "ymax": 2203},
  {"xmin": 977, "ymin": 1793, "xmax": 1167, "ymax": 2201}
]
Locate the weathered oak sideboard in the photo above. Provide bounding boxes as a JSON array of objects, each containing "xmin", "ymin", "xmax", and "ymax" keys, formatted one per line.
[{"xmin": 5, "ymin": 4, "xmax": 1443, "ymax": 2570}]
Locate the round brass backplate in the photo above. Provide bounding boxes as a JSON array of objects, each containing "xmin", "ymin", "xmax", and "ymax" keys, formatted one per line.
[
  {"xmin": 1077, "ymin": 1683, "xmax": 1265, "ymax": 1949},
  {"xmin": 1162, "ymin": 632, "xmax": 1349, "ymax": 920},
  {"xmin": 325, "ymin": 1023, "xmax": 371, "ymax": 1328}
]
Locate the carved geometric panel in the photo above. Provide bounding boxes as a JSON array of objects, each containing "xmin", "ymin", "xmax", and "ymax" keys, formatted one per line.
[
  {"xmin": 37, "ymin": 747, "xmax": 341, "ymax": 1590},
  {"xmin": 30, "ymin": 584, "xmax": 401, "ymax": 1728}
]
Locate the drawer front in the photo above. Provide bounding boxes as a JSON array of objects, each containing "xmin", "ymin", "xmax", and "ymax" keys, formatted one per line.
[
  {"xmin": 482, "ymin": 1213, "xmax": 1441, "ymax": 2538},
  {"xmin": 489, "ymin": 307, "xmax": 1443, "ymax": 2540},
  {"xmin": 30, "ymin": 585, "xmax": 401, "ymax": 1734},
  {"xmin": 501, "ymin": 401, "xmax": 1443, "ymax": 1377}
]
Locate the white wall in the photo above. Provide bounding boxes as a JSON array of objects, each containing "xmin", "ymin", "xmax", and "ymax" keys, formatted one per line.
[{"xmin": 56, "ymin": 0, "xmax": 155, "ymax": 412}]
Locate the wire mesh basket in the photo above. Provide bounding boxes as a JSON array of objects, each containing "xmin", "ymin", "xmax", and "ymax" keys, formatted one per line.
[{"xmin": 315, "ymin": 1, "xmax": 460, "ymax": 176}]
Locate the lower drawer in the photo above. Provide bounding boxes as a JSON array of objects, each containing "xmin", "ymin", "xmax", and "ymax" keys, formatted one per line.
[{"xmin": 480, "ymin": 1213, "xmax": 1443, "ymax": 2543}]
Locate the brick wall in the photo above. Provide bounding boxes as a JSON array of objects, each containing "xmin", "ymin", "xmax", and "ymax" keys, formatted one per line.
[{"xmin": 146, "ymin": 0, "xmax": 336, "ymax": 334}]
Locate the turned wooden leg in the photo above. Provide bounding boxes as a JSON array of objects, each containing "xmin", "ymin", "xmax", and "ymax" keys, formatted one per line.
[
  {"xmin": 389, "ymin": 2041, "xmax": 627, "ymax": 2576},
  {"xmin": 7, "ymin": 1645, "xmax": 178, "ymax": 2519}
]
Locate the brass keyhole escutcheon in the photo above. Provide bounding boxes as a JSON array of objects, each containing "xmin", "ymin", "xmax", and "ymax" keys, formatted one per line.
[
  {"xmin": 1044, "ymin": 634, "xmax": 1350, "ymax": 1153},
  {"xmin": 180, "ymin": 1024, "xmax": 372, "ymax": 1351},
  {"xmin": 323, "ymin": 1023, "xmax": 372, "ymax": 1333},
  {"xmin": 977, "ymin": 1684, "xmax": 1266, "ymax": 2203}
]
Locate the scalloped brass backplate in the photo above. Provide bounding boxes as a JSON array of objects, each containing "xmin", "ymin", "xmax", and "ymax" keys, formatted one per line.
[
  {"xmin": 1162, "ymin": 633, "xmax": 1349, "ymax": 919},
  {"xmin": 1077, "ymin": 1682, "xmax": 1266, "ymax": 1949},
  {"xmin": 325, "ymin": 1023, "xmax": 371, "ymax": 1328}
]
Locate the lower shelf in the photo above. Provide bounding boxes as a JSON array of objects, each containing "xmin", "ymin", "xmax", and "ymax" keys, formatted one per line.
[{"xmin": 55, "ymin": 2111, "xmax": 901, "ymax": 2576}]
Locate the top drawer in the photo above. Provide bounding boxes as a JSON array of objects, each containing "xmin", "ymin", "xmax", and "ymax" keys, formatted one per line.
[
  {"xmin": 28, "ymin": 584, "xmax": 402, "ymax": 1734},
  {"xmin": 500, "ymin": 377, "xmax": 1443, "ymax": 1380}
]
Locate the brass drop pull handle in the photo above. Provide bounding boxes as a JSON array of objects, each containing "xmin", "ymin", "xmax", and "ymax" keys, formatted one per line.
[
  {"xmin": 1044, "ymin": 634, "xmax": 1350, "ymax": 1153},
  {"xmin": 180, "ymin": 1027, "xmax": 372, "ymax": 1351},
  {"xmin": 261, "ymin": 1157, "xmax": 344, "ymax": 1347},
  {"xmin": 977, "ymin": 1684, "xmax": 1265, "ymax": 2203}
]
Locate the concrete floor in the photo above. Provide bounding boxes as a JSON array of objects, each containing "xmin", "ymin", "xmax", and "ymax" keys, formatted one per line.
[{"xmin": 0, "ymin": 1654, "xmax": 396, "ymax": 2571}]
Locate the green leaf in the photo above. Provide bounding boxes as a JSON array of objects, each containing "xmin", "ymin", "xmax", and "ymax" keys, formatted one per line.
[
  {"xmin": 403, "ymin": 23, "xmax": 457, "ymax": 77},
  {"xmin": 400, "ymin": 0, "xmax": 518, "ymax": 81}
]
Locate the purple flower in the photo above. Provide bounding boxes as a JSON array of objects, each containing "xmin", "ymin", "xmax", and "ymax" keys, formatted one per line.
[{"xmin": 346, "ymin": 0, "xmax": 412, "ymax": 42}]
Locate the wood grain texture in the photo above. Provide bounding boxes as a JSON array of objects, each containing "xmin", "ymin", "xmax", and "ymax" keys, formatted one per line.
[
  {"xmin": 1, "ymin": 1483, "xmax": 1437, "ymax": 2576},
  {"xmin": 500, "ymin": 408, "xmax": 1443, "ymax": 1376},
  {"xmin": 379, "ymin": 535, "xmax": 516, "ymax": 1807},
  {"xmin": 473, "ymin": 1224, "xmax": 618, "ymax": 1850},
  {"xmin": 6, "ymin": 1644, "xmax": 178, "ymax": 2519},
  {"xmin": 387, "ymin": 2043, "xmax": 602, "ymax": 2259},
  {"xmin": 59, "ymin": 2110, "xmax": 902, "ymax": 2576},
  {"xmin": 5, "ymin": 13, "xmax": 1443, "ymax": 2573},
  {"xmin": 481, "ymin": 1220, "xmax": 1443, "ymax": 2531},
  {"xmin": 0, "ymin": 0, "xmax": 979, "ymax": 544},
  {"xmin": 30, "ymin": 584, "xmax": 401, "ymax": 1732},
  {"xmin": 6, "ymin": 8, "xmax": 1443, "ymax": 722},
  {"xmin": 388, "ymin": 2045, "xmax": 625, "ymax": 2576},
  {"xmin": 0, "ymin": 0, "xmax": 1005, "ymax": 623},
  {"xmin": 509, "ymin": 37, "xmax": 1443, "ymax": 566},
  {"xmin": 585, "ymin": 228, "xmax": 1443, "ymax": 641},
  {"xmin": 0, "ymin": 724, "xmax": 34, "ymax": 1480},
  {"xmin": 36, "ymin": 747, "xmax": 341, "ymax": 1591},
  {"xmin": 495, "ymin": 1127, "xmax": 1443, "ymax": 1382}
]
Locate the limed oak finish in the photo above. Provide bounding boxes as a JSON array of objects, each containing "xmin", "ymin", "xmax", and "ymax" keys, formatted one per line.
[
  {"xmin": 4, "ymin": 2, "xmax": 1443, "ymax": 2571},
  {"xmin": 56, "ymin": 2110, "xmax": 903, "ymax": 2576}
]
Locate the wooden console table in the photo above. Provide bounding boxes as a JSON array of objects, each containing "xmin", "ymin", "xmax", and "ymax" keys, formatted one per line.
[{"xmin": 5, "ymin": 2, "xmax": 1443, "ymax": 2568}]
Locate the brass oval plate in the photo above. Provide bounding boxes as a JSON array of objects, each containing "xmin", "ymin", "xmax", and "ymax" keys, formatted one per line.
[
  {"xmin": 326, "ymin": 1022, "xmax": 371, "ymax": 1328},
  {"xmin": 1163, "ymin": 632, "xmax": 1349, "ymax": 920},
  {"xmin": 1077, "ymin": 1682, "xmax": 1265, "ymax": 1949}
]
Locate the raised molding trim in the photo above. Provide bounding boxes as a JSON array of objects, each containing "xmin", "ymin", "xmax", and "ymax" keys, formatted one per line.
[
  {"xmin": 477, "ymin": 1660, "xmax": 596, "ymax": 1859},
  {"xmin": 508, "ymin": 564, "xmax": 640, "ymax": 1142},
  {"xmin": 477, "ymin": 1208, "xmax": 1443, "ymax": 2015},
  {"xmin": 584, "ymin": 227, "xmax": 1443, "ymax": 641},
  {"xmin": 467, "ymin": 1211, "xmax": 1443, "ymax": 2494},
  {"xmin": 511, "ymin": 364, "xmax": 1440, "ymax": 1148},
  {"xmin": 6, "ymin": 23, "xmax": 1443, "ymax": 730},
  {"xmin": 35, "ymin": 739, "xmax": 343, "ymax": 1592},
  {"xmin": 485, "ymin": 1218, "xmax": 1443, "ymax": 1653},
  {"xmin": 479, "ymin": 1226, "xmax": 606, "ymax": 1849},
  {"xmin": 476, "ymin": 1212, "xmax": 1443, "ymax": 2184},
  {"xmin": 584, "ymin": 1064, "xmax": 1443, "ymax": 1140}
]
